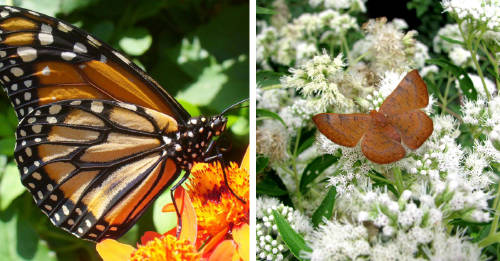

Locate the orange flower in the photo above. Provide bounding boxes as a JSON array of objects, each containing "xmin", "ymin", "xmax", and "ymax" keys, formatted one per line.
[{"xmin": 96, "ymin": 147, "xmax": 249, "ymax": 261}]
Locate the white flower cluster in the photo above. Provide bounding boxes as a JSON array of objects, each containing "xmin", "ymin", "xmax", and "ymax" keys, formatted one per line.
[
  {"xmin": 309, "ymin": 0, "xmax": 367, "ymax": 12},
  {"xmin": 442, "ymin": 0, "xmax": 500, "ymax": 32},
  {"xmin": 432, "ymin": 24, "xmax": 474, "ymax": 66},
  {"xmin": 256, "ymin": 197, "xmax": 313, "ymax": 261},
  {"xmin": 351, "ymin": 18, "xmax": 421, "ymax": 75},
  {"xmin": 281, "ymin": 52, "xmax": 355, "ymax": 112},
  {"xmin": 304, "ymin": 220, "xmax": 370, "ymax": 260},
  {"xmin": 257, "ymin": 10, "xmax": 358, "ymax": 67}
]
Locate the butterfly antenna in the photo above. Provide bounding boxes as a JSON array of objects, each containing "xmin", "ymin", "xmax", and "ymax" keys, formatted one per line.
[{"xmin": 219, "ymin": 98, "xmax": 249, "ymax": 116}]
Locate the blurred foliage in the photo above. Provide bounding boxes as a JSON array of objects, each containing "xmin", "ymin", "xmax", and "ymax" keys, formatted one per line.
[
  {"xmin": 0, "ymin": 0, "xmax": 248, "ymax": 260},
  {"xmin": 407, "ymin": 0, "xmax": 453, "ymax": 46}
]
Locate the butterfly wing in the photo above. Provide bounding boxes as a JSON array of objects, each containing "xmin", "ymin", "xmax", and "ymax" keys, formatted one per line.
[
  {"xmin": 379, "ymin": 70, "xmax": 433, "ymax": 150},
  {"xmin": 0, "ymin": 5, "xmax": 190, "ymax": 122},
  {"xmin": 386, "ymin": 109, "xmax": 433, "ymax": 150},
  {"xmin": 361, "ymin": 122, "xmax": 406, "ymax": 164},
  {"xmin": 15, "ymin": 99, "xmax": 181, "ymax": 241},
  {"xmin": 379, "ymin": 70, "xmax": 429, "ymax": 116},
  {"xmin": 313, "ymin": 113, "xmax": 371, "ymax": 147}
]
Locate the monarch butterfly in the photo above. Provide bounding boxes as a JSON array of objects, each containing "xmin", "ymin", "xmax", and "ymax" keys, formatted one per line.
[{"xmin": 0, "ymin": 5, "xmax": 246, "ymax": 242}]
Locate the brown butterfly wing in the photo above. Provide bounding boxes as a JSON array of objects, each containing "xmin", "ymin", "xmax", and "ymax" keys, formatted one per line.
[
  {"xmin": 313, "ymin": 113, "xmax": 371, "ymax": 147},
  {"xmin": 379, "ymin": 70, "xmax": 429, "ymax": 116},
  {"xmin": 361, "ymin": 122, "xmax": 406, "ymax": 164},
  {"xmin": 387, "ymin": 109, "xmax": 433, "ymax": 150}
]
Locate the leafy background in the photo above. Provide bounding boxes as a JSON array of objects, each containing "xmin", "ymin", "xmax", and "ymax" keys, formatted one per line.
[{"xmin": 0, "ymin": 0, "xmax": 249, "ymax": 260}]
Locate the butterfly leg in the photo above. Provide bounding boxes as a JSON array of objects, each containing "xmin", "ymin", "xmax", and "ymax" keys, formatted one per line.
[
  {"xmin": 170, "ymin": 170, "xmax": 191, "ymax": 237},
  {"xmin": 204, "ymin": 149, "xmax": 246, "ymax": 204}
]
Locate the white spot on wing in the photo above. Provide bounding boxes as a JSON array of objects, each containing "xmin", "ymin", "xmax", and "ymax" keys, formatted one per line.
[
  {"xmin": 112, "ymin": 51, "xmax": 130, "ymax": 64},
  {"xmin": 11, "ymin": 67, "xmax": 23, "ymax": 77},
  {"xmin": 32, "ymin": 125, "xmax": 42, "ymax": 133},
  {"xmin": 49, "ymin": 104, "xmax": 62, "ymax": 114},
  {"xmin": 32, "ymin": 172, "xmax": 41, "ymax": 180},
  {"xmin": 117, "ymin": 102, "xmax": 137, "ymax": 111},
  {"xmin": 61, "ymin": 51, "xmax": 76, "ymax": 61},
  {"xmin": 17, "ymin": 47, "xmax": 37, "ymax": 62},
  {"xmin": 47, "ymin": 116, "xmax": 57, "ymax": 124},
  {"xmin": 57, "ymin": 22, "xmax": 72, "ymax": 32},
  {"xmin": 26, "ymin": 147, "xmax": 32, "ymax": 157},
  {"xmin": 0, "ymin": 51, "xmax": 6, "ymax": 57},
  {"xmin": 100, "ymin": 55, "xmax": 107, "ymax": 63},
  {"xmin": 62, "ymin": 205, "xmax": 69, "ymax": 215},
  {"xmin": 0, "ymin": 11, "xmax": 9, "ymax": 17},
  {"xmin": 42, "ymin": 66, "xmax": 50, "ymax": 75},
  {"xmin": 24, "ymin": 92, "xmax": 31, "ymax": 101},
  {"xmin": 41, "ymin": 24, "xmax": 52, "ymax": 33},
  {"xmin": 70, "ymin": 100, "xmax": 81, "ymax": 106},
  {"xmin": 91, "ymin": 101, "xmax": 104, "ymax": 113},
  {"xmin": 87, "ymin": 35, "xmax": 101, "ymax": 46},
  {"xmin": 38, "ymin": 33, "xmax": 54, "ymax": 45},
  {"xmin": 24, "ymin": 80, "xmax": 32, "ymax": 87},
  {"xmin": 73, "ymin": 42, "xmax": 87, "ymax": 53}
]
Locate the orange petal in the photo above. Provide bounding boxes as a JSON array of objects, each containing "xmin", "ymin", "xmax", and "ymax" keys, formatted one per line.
[
  {"xmin": 141, "ymin": 231, "xmax": 162, "ymax": 245},
  {"xmin": 162, "ymin": 203, "xmax": 176, "ymax": 212},
  {"xmin": 96, "ymin": 239, "xmax": 135, "ymax": 261},
  {"xmin": 241, "ymin": 146, "xmax": 249, "ymax": 171},
  {"xmin": 233, "ymin": 224, "xmax": 249, "ymax": 261},
  {"xmin": 201, "ymin": 227, "xmax": 229, "ymax": 256},
  {"xmin": 174, "ymin": 187, "xmax": 198, "ymax": 244},
  {"xmin": 208, "ymin": 240, "xmax": 236, "ymax": 261}
]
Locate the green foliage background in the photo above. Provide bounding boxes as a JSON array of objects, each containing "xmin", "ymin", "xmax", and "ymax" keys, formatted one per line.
[{"xmin": 0, "ymin": 0, "xmax": 249, "ymax": 260}]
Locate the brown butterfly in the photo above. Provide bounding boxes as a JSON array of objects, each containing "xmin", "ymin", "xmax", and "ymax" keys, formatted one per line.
[{"xmin": 313, "ymin": 70, "xmax": 433, "ymax": 164}]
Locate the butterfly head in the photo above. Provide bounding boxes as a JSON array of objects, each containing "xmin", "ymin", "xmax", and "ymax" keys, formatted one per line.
[{"xmin": 167, "ymin": 115, "xmax": 227, "ymax": 170}]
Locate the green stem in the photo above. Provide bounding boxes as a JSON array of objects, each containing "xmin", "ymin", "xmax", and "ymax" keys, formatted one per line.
[
  {"xmin": 440, "ymin": 73, "xmax": 453, "ymax": 115},
  {"xmin": 392, "ymin": 167, "xmax": 404, "ymax": 194},
  {"xmin": 489, "ymin": 183, "xmax": 500, "ymax": 237},
  {"xmin": 290, "ymin": 128, "xmax": 303, "ymax": 209},
  {"xmin": 479, "ymin": 42, "xmax": 500, "ymax": 87},
  {"xmin": 479, "ymin": 232, "xmax": 500, "ymax": 248},
  {"xmin": 458, "ymin": 22, "xmax": 491, "ymax": 100},
  {"xmin": 261, "ymin": 84, "xmax": 283, "ymax": 91},
  {"xmin": 340, "ymin": 32, "xmax": 350, "ymax": 63},
  {"xmin": 367, "ymin": 173, "xmax": 394, "ymax": 186}
]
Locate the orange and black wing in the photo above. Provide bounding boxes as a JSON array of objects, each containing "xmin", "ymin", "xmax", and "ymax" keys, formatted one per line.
[
  {"xmin": 0, "ymin": 5, "xmax": 190, "ymax": 122},
  {"xmin": 313, "ymin": 113, "xmax": 371, "ymax": 147},
  {"xmin": 379, "ymin": 70, "xmax": 429, "ymax": 116},
  {"xmin": 15, "ymin": 99, "xmax": 181, "ymax": 241}
]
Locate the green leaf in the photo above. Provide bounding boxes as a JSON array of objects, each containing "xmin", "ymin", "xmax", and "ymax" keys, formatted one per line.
[
  {"xmin": 257, "ymin": 108, "xmax": 286, "ymax": 126},
  {"xmin": 312, "ymin": 187, "xmax": 336, "ymax": 227},
  {"xmin": 175, "ymin": 60, "xmax": 227, "ymax": 107},
  {"xmin": 257, "ymin": 174, "xmax": 288, "ymax": 196},
  {"xmin": 0, "ymin": 138, "xmax": 15, "ymax": 156},
  {"xmin": 0, "ymin": 114, "xmax": 14, "ymax": 138},
  {"xmin": 427, "ymin": 58, "xmax": 477, "ymax": 100},
  {"xmin": 439, "ymin": 35, "xmax": 465, "ymax": 46},
  {"xmin": 300, "ymin": 155, "xmax": 339, "ymax": 194},
  {"xmin": 91, "ymin": 21, "xmax": 114, "ymax": 42},
  {"xmin": 0, "ymin": 163, "xmax": 24, "ymax": 211},
  {"xmin": 256, "ymin": 6, "xmax": 276, "ymax": 15},
  {"xmin": 14, "ymin": 0, "xmax": 61, "ymax": 16},
  {"xmin": 119, "ymin": 27, "xmax": 153, "ymax": 56},
  {"xmin": 257, "ymin": 71, "xmax": 283, "ymax": 88},
  {"xmin": 0, "ymin": 199, "xmax": 57, "ymax": 261},
  {"xmin": 297, "ymin": 135, "xmax": 315, "ymax": 155},
  {"xmin": 256, "ymin": 156, "xmax": 269, "ymax": 173},
  {"xmin": 272, "ymin": 210, "xmax": 312, "ymax": 260}
]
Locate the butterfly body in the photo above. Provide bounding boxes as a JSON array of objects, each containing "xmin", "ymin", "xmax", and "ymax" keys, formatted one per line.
[
  {"xmin": 0, "ymin": 5, "xmax": 235, "ymax": 242},
  {"xmin": 314, "ymin": 70, "xmax": 433, "ymax": 164}
]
